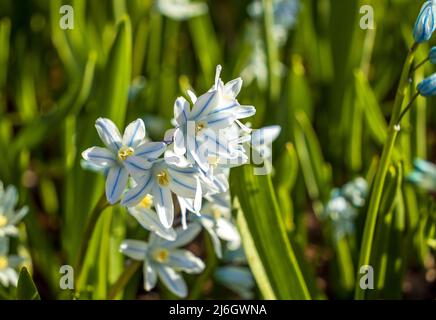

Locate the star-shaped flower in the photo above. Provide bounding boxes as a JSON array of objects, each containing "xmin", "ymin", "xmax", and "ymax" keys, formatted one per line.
[{"xmin": 0, "ymin": 182, "xmax": 28, "ymax": 238}]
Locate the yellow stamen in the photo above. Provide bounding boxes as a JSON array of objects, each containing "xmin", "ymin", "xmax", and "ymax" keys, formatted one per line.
[
  {"xmin": 0, "ymin": 256, "xmax": 8, "ymax": 270},
  {"xmin": 118, "ymin": 146, "xmax": 134, "ymax": 161},
  {"xmin": 153, "ymin": 248, "xmax": 170, "ymax": 263},
  {"xmin": 213, "ymin": 209, "xmax": 222, "ymax": 220},
  {"xmin": 0, "ymin": 215, "xmax": 7, "ymax": 228},
  {"xmin": 196, "ymin": 121, "xmax": 207, "ymax": 133},
  {"xmin": 157, "ymin": 170, "xmax": 170, "ymax": 186},
  {"xmin": 139, "ymin": 194, "xmax": 153, "ymax": 209}
]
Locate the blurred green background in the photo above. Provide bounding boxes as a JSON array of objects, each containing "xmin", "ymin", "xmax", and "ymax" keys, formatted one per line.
[{"xmin": 0, "ymin": 0, "xmax": 435, "ymax": 300}]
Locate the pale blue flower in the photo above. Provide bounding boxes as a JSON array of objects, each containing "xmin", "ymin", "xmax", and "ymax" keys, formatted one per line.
[
  {"xmin": 0, "ymin": 237, "xmax": 24, "ymax": 287},
  {"xmin": 0, "ymin": 182, "xmax": 28, "ymax": 238},
  {"xmin": 82, "ymin": 118, "xmax": 166, "ymax": 204},
  {"xmin": 156, "ymin": 0, "xmax": 208, "ymax": 21},
  {"xmin": 341, "ymin": 177, "xmax": 368, "ymax": 208},
  {"xmin": 407, "ymin": 159, "xmax": 436, "ymax": 193},
  {"xmin": 417, "ymin": 73, "xmax": 436, "ymax": 96},
  {"xmin": 120, "ymin": 223, "xmax": 204, "ymax": 298},
  {"xmin": 214, "ymin": 266, "xmax": 255, "ymax": 299},
  {"xmin": 324, "ymin": 193, "xmax": 357, "ymax": 241},
  {"xmin": 413, "ymin": 0, "xmax": 436, "ymax": 43},
  {"xmin": 169, "ymin": 65, "xmax": 255, "ymax": 173},
  {"xmin": 250, "ymin": 125, "xmax": 281, "ymax": 173},
  {"xmin": 121, "ymin": 152, "xmax": 202, "ymax": 228},
  {"xmin": 190, "ymin": 192, "xmax": 240, "ymax": 258}
]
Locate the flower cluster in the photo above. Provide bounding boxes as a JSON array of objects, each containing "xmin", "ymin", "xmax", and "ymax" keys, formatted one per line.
[
  {"xmin": 323, "ymin": 178, "xmax": 368, "ymax": 241},
  {"xmin": 0, "ymin": 182, "xmax": 27, "ymax": 287},
  {"xmin": 83, "ymin": 65, "xmax": 279, "ymax": 297}
]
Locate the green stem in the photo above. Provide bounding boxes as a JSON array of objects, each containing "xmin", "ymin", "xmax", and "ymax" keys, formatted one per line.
[
  {"xmin": 354, "ymin": 43, "xmax": 418, "ymax": 299},
  {"xmin": 75, "ymin": 193, "xmax": 109, "ymax": 289},
  {"xmin": 108, "ymin": 260, "xmax": 141, "ymax": 300},
  {"xmin": 396, "ymin": 91, "xmax": 419, "ymax": 126}
]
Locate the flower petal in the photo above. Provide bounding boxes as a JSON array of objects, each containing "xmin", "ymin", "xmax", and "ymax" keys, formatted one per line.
[
  {"xmin": 173, "ymin": 128, "xmax": 186, "ymax": 156},
  {"xmin": 163, "ymin": 223, "xmax": 202, "ymax": 249},
  {"xmin": 143, "ymin": 261, "xmax": 157, "ymax": 291},
  {"xmin": 168, "ymin": 168, "xmax": 198, "ymax": 198},
  {"xmin": 119, "ymin": 240, "xmax": 148, "ymax": 260},
  {"xmin": 224, "ymin": 77, "xmax": 243, "ymax": 98},
  {"xmin": 205, "ymin": 111, "xmax": 235, "ymax": 130},
  {"xmin": 189, "ymin": 90, "xmax": 219, "ymax": 121},
  {"xmin": 105, "ymin": 166, "xmax": 129, "ymax": 204},
  {"xmin": 82, "ymin": 147, "xmax": 117, "ymax": 168},
  {"xmin": 167, "ymin": 249, "xmax": 205, "ymax": 274},
  {"xmin": 95, "ymin": 118, "xmax": 122, "ymax": 152},
  {"xmin": 174, "ymin": 96, "xmax": 190, "ymax": 125},
  {"xmin": 153, "ymin": 185, "xmax": 174, "ymax": 229},
  {"xmin": 122, "ymin": 119, "xmax": 146, "ymax": 148},
  {"xmin": 121, "ymin": 173, "xmax": 153, "ymax": 207},
  {"xmin": 156, "ymin": 265, "xmax": 187, "ymax": 298},
  {"xmin": 123, "ymin": 155, "xmax": 152, "ymax": 178},
  {"xmin": 135, "ymin": 142, "xmax": 167, "ymax": 160},
  {"xmin": 128, "ymin": 206, "xmax": 176, "ymax": 241}
]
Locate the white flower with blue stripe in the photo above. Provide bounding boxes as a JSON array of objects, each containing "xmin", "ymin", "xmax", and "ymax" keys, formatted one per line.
[
  {"xmin": 121, "ymin": 152, "xmax": 202, "ymax": 228},
  {"xmin": 0, "ymin": 237, "xmax": 24, "ymax": 287},
  {"xmin": 120, "ymin": 223, "xmax": 204, "ymax": 298},
  {"xmin": 169, "ymin": 65, "xmax": 256, "ymax": 174},
  {"xmin": 0, "ymin": 182, "xmax": 28, "ymax": 238},
  {"xmin": 407, "ymin": 159, "xmax": 436, "ymax": 193},
  {"xmin": 82, "ymin": 118, "xmax": 166, "ymax": 204},
  {"xmin": 156, "ymin": 0, "xmax": 208, "ymax": 21}
]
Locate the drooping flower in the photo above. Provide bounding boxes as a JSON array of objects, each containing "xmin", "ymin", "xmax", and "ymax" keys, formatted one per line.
[
  {"xmin": 417, "ymin": 73, "xmax": 436, "ymax": 96},
  {"xmin": 0, "ymin": 182, "xmax": 28, "ymax": 238},
  {"xmin": 413, "ymin": 0, "xmax": 436, "ymax": 43},
  {"xmin": 156, "ymin": 0, "xmax": 208, "ymax": 21},
  {"xmin": 0, "ymin": 237, "xmax": 24, "ymax": 287},
  {"xmin": 407, "ymin": 159, "xmax": 436, "ymax": 193},
  {"xmin": 82, "ymin": 118, "xmax": 166, "ymax": 204},
  {"xmin": 190, "ymin": 192, "xmax": 240, "ymax": 258},
  {"xmin": 121, "ymin": 152, "xmax": 202, "ymax": 228},
  {"xmin": 119, "ymin": 224, "xmax": 204, "ymax": 298}
]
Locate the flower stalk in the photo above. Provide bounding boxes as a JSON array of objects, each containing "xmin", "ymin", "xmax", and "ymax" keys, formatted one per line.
[{"xmin": 355, "ymin": 43, "xmax": 419, "ymax": 299}]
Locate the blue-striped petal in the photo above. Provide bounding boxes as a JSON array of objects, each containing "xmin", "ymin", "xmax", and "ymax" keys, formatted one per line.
[
  {"xmin": 205, "ymin": 111, "xmax": 235, "ymax": 130},
  {"xmin": 82, "ymin": 147, "xmax": 117, "ymax": 168},
  {"xmin": 189, "ymin": 90, "xmax": 219, "ymax": 120},
  {"xmin": 168, "ymin": 168, "xmax": 198, "ymax": 198},
  {"xmin": 95, "ymin": 118, "xmax": 122, "ymax": 152},
  {"xmin": 153, "ymin": 185, "xmax": 174, "ymax": 229},
  {"xmin": 135, "ymin": 142, "xmax": 167, "ymax": 160},
  {"xmin": 122, "ymin": 119, "xmax": 146, "ymax": 148},
  {"xmin": 166, "ymin": 249, "xmax": 205, "ymax": 274},
  {"xmin": 121, "ymin": 173, "xmax": 153, "ymax": 207},
  {"xmin": 156, "ymin": 265, "xmax": 187, "ymax": 298},
  {"xmin": 224, "ymin": 77, "xmax": 242, "ymax": 98},
  {"xmin": 163, "ymin": 223, "xmax": 202, "ymax": 249},
  {"xmin": 173, "ymin": 128, "xmax": 186, "ymax": 156},
  {"xmin": 124, "ymin": 155, "xmax": 152, "ymax": 179},
  {"xmin": 120, "ymin": 240, "xmax": 148, "ymax": 260},
  {"xmin": 105, "ymin": 166, "xmax": 129, "ymax": 204},
  {"xmin": 174, "ymin": 96, "xmax": 190, "ymax": 126},
  {"xmin": 144, "ymin": 262, "xmax": 157, "ymax": 291}
]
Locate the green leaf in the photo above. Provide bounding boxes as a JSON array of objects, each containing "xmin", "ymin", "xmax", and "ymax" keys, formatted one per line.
[
  {"xmin": 231, "ymin": 165, "xmax": 311, "ymax": 299},
  {"xmin": 16, "ymin": 267, "xmax": 41, "ymax": 300}
]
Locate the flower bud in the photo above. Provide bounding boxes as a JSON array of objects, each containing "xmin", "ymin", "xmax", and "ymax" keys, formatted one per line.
[
  {"xmin": 417, "ymin": 73, "xmax": 436, "ymax": 96},
  {"xmin": 413, "ymin": 1, "xmax": 436, "ymax": 43},
  {"xmin": 429, "ymin": 46, "xmax": 436, "ymax": 64}
]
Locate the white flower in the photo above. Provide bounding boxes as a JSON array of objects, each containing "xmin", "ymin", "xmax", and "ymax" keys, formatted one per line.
[
  {"xmin": 120, "ymin": 223, "xmax": 204, "ymax": 298},
  {"xmin": 82, "ymin": 118, "xmax": 166, "ymax": 204},
  {"xmin": 121, "ymin": 152, "xmax": 202, "ymax": 228},
  {"xmin": 156, "ymin": 0, "xmax": 208, "ymax": 21},
  {"xmin": 0, "ymin": 237, "xmax": 24, "ymax": 287},
  {"xmin": 190, "ymin": 192, "xmax": 240, "ymax": 258},
  {"xmin": 0, "ymin": 182, "xmax": 28, "ymax": 238},
  {"xmin": 170, "ymin": 65, "xmax": 255, "ymax": 174},
  {"xmin": 250, "ymin": 125, "xmax": 281, "ymax": 173}
]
